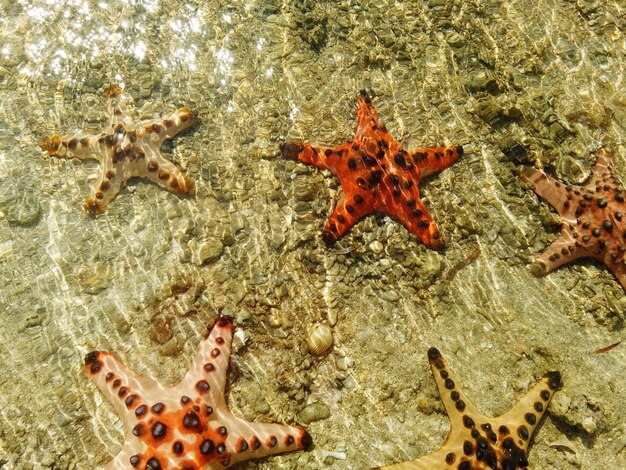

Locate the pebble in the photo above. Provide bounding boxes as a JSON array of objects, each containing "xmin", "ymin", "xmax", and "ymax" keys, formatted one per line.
[
  {"xmin": 369, "ymin": 240, "xmax": 384, "ymax": 253},
  {"xmin": 299, "ymin": 403, "xmax": 331, "ymax": 424},
  {"xmin": 193, "ymin": 239, "xmax": 223, "ymax": 265}
]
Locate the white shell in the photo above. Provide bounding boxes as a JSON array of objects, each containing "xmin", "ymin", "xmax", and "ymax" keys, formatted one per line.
[{"xmin": 306, "ymin": 323, "xmax": 333, "ymax": 356}]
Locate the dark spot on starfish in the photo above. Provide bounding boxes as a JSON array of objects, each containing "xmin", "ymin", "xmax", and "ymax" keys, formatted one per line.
[
  {"xmin": 584, "ymin": 193, "xmax": 593, "ymax": 201},
  {"xmin": 616, "ymin": 212, "xmax": 623, "ymax": 221},
  {"xmin": 200, "ymin": 439, "xmax": 215, "ymax": 455},
  {"xmin": 394, "ymin": 152, "xmax": 407, "ymax": 167},
  {"xmin": 151, "ymin": 402, "xmax": 164, "ymax": 414},
  {"xmin": 217, "ymin": 443, "xmax": 226, "ymax": 454},
  {"xmin": 603, "ymin": 220, "xmax": 613, "ymax": 231},
  {"xmin": 392, "ymin": 188, "xmax": 401, "ymax": 197},
  {"xmin": 346, "ymin": 204, "xmax": 355, "ymax": 214},
  {"xmin": 205, "ymin": 405, "xmax": 213, "ymax": 416},
  {"xmin": 418, "ymin": 220, "xmax": 430, "ymax": 229},
  {"xmin": 157, "ymin": 170, "xmax": 170, "ymax": 180},
  {"xmin": 204, "ymin": 363, "xmax": 215, "ymax": 372},
  {"xmin": 390, "ymin": 174, "xmax": 400, "ymax": 185},
  {"xmin": 526, "ymin": 413, "xmax": 537, "ymax": 425},
  {"xmin": 251, "ymin": 436, "xmax": 262, "ymax": 450},
  {"xmin": 547, "ymin": 371, "xmax": 561, "ymax": 390},
  {"xmin": 124, "ymin": 394, "xmax": 137, "ymax": 408},
  {"xmin": 592, "ymin": 228, "xmax": 601, "ymax": 237},
  {"xmin": 616, "ymin": 193, "xmax": 624, "ymax": 202},
  {"xmin": 462, "ymin": 415, "xmax": 475, "ymax": 428},
  {"xmin": 362, "ymin": 153, "xmax": 377, "ymax": 166},
  {"xmin": 582, "ymin": 235, "xmax": 590, "ymax": 242},
  {"xmin": 455, "ymin": 400, "xmax": 466, "ymax": 411},
  {"xmin": 196, "ymin": 380, "xmax": 210, "ymax": 393},
  {"xmin": 597, "ymin": 197, "xmax": 608, "ymax": 208},
  {"xmin": 412, "ymin": 151, "xmax": 427, "ymax": 162},
  {"xmin": 117, "ymin": 386, "xmax": 128, "ymax": 398},
  {"xmin": 135, "ymin": 404, "xmax": 147, "ymax": 417},
  {"xmin": 130, "ymin": 455, "xmax": 140, "ymax": 467},
  {"xmin": 444, "ymin": 378, "xmax": 455, "ymax": 389},
  {"xmin": 463, "ymin": 440, "xmax": 473, "ymax": 455},
  {"xmin": 181, "ymin": 396, "xmax": 191, "ymax": 404},
  {"xmin": 164, "ymin": 119, "xmax": 173, "ymax": 128},
  {"xmin": 446, "ymin": 453, "xmax": 456, "ymax": 464},
  {"xmin": 458, "ymin": 461, "xmax": 471, "ymax": 470},
  {"xmin": 112, "ymin": 379, "xmax": 121, "ymax": 388},
  {"xmin": 337, "ymin": 214, "xmax": 346, "ymax": 223},
  {"xmin": 268, "ymin": 436, "xmax": 278, "ymax": 448},
  {"xmin": 518, "ymin": 425, "xmax": 530, "ymax": 441},
  {"xmin": 238, "ymin": 439, "xmax": 249, "ymax": 452},
  {"xmin": 100, "ymin": 180, "xmax": 110, "ymax": 191},
  {"xmin": 132, "ymin": 423, "xmax": 145, "ymax": 437},
  {"xmin": 348, "ymin": 158, "xmax": 357, "ymax": 171},
  {"xmin": 211, "ymin": 348, "xmax": 220, "ymax": 357},
  {"xmin": 285, "ymin": 435, "xmax": 295, "ymax": 446},
  {"xmin": 152, "ymin": 422, "xmax": 167, "ymax": 439},
  {"xmin": 368, "ymin": 170, "xmax": 383, "ymax": 187},
  {"xmin": 173, "ymin": 441, "xmax": 184, "ymax": 454},
  {"xmin": 354, "ymin": 194, "xmax": 364, "ymax": 204},
  {"xmin": 183, "ymin": 411, "xmax": 200, "ymax": 429},
  {"xmin": 356, "ymin": 177, "xmax": 368, "ymax": 189},
  {"xmin": 579, "ymin": 200, "xmax": 587, "ymax": 208}
]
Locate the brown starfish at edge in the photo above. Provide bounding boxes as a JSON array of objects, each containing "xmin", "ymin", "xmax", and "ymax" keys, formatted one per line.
[
  {"xmin": 521, "ymin": 149, "xmax": 626, "ymax": 290},
  {"xmin": 375, "ymin": 347, "xmax": 560, "ymax": 470},
  {"xmin": 281, "ymin": 90, "xmax": 463, "ymax": 248}
]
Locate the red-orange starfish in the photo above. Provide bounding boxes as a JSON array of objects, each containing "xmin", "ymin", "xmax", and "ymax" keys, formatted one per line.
[
  {"xmin": 521, "ymin": 149, "xmax": 626, "ymax": 290},
  {"xmin": 281, "ymin": 91, "xmax": 463, "ymax": 248}
]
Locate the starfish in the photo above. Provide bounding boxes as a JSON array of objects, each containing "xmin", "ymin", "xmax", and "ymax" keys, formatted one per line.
[
  {"xmin": 84, "ymin": 316, "xmax": 311, "ymax": 469},
  {"xmin": 41, "ymin": 85, "xmax": 195, "ymax": 215},
  {"xmin": 521, "ymin": 149, "xmax": 626, "ymax": 290},
  {"xmin": 281, "ymin": 90, "xmax": 463, "ymax": 248},
  {"xmin": 375, "ymin": 347, "xmax": 560, "ymax": 470}
]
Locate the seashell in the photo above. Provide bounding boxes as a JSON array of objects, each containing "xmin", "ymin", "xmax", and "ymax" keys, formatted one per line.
[{"xmin": 306, "ymin": 323, "xmax": 333, "ymax": 356}]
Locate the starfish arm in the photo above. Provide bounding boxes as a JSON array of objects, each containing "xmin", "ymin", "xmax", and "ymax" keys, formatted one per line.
[
  {"xmin": 85, "ymin": 351, "xmax": 162, "ymax": 429},
  {"xmin": 496, "ymin": 371, "xmax": 560, "ymax": 452},
  {"xmin": 382, "ymin": 197, "xmax": 445, "ymax": 250},
  {"xmin": 529, "ymin": 232, "xmax": 587, "ymax": 277},
  {"xmin": 426, "ymin": 348, "xmax": 482, "ymax": 425},
  {"xmin": 224, "ymin": 416, "xmax": 312, "ymax": 467},
  {"xmin": 140, "ymin": 107, "xmax": 196, "ymax": 146},
  {"xmin": 321, "ymin": 193, "xmax": 374, "ymax": 245},
  {"xmin": 411, "ymin": 145, "xmax": 463, "ymax": 178},
  {"xmin": 126, "ymin": 145, "xmax": 195, "ymax": 196},
  {"xmin": 104, "ymin": 85, "xmax": 133, "ymax": 127},
  {"xmin": 521, "ymin": 167, "xmax": 570, "ymax": 212},
  {"xmin": 40, "ymin": 132, "xmax": 101, "ymax": 161},
  {"xmin": 176, "ymin": 316, "xmax": 234, "ymax": 409},
  {"xmin": 356, "ymin": 90, "xmax": 379, "ymax": 137},
  {"xmin": 585, "ymin": 149, "xmax": 615, "ymax": 191},
  {"xmin": 281, "ymin": 142, "xmax": 353, "ymax": 177}
]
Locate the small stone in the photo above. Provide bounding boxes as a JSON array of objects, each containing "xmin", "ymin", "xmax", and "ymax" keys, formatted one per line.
[
  {"xmin": 299, "ymin": 403, "xmax": 331, "ymax": 424},
  {"xmin": 369, "ymin": 240, "xmax": 383, "ymax": 253},
  {"xmin": 193, "ymin": 239, "xmax": 223, "ymax": 265}
]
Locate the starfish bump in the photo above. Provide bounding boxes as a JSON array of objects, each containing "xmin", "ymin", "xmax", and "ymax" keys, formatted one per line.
[
  {"xmin": 521, "ymin": 149, "xmax": 626, "ymax": 290},
  {"xmin": 375, "ymin": 347, "xmax": 560, "ymax": 470},
  {"xmin": 85, "ymin": 316, "xmax": 311, "ymax": 469},
  {"xmin": 281, "ymin": 90, "xmax": 463, "ymax": 248},
  {"xmin": 41, "ymin": 85, "xmax": 195, "ymax": 215}
]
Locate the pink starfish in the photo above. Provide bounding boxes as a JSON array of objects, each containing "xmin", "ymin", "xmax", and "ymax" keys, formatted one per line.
[
  {"xmin": 521, "ymin": 149, "xmax": 626, "ymax": 290},
  {"xmin": 85, "ymin": 317, "xmax": 311, "ymax": 469}
]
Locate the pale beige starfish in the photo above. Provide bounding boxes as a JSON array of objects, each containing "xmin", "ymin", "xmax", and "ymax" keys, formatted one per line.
[
  {"xmin": 375, "ymin": 347, "xmax": 560, "ymax": 470},
  {"xmin": 41, "ymin": 85, "xmax": 195, "ymax": 215},
  {"xmin": 85, "ymin": 316, "xmax": 311, "ymax": 469}
]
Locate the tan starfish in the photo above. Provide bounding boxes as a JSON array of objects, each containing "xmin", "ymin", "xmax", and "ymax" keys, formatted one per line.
[
  {"xmin": 85, "ymin": 316, "xmax": 311, "ymax": 469},
  {"xmin": 521, "ymin": 149, "xmax": 626, "ymax": 291},
  {"xmin": 375, "ymin": 347, "xmax": 560, "ymax": 470},
  {"xmin": 41, "ymin": 85, "xmax": 195, "ymax": 215}
]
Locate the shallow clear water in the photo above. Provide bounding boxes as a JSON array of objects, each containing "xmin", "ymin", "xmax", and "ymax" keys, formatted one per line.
[{"xmin": 0, "ymin": 0, "xmax": 625, "ymax": 469}]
